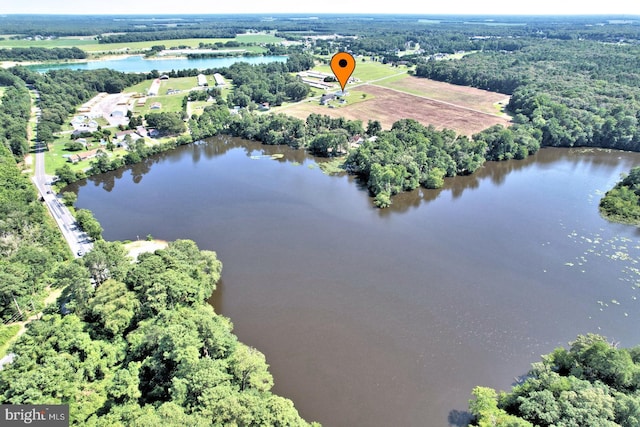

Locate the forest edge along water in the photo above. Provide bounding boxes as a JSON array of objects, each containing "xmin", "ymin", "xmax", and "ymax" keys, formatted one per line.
[{"xmin": 69, "ymin": 137, "xmax": 640, "ymax": 426}]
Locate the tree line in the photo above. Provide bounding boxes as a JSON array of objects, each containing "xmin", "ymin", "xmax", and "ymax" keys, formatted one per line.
[
  {"xmin": 599, "ymin": 166, "xmax": 640, "ymax": 225},
  {"xmin": 0, "ymin": 70, "xmax": 31, "ymax": 160},
  {"xmin": 414, "ymin": 38, "xmax": 640, "ymax": 152},
  {"xmin": 469, "ymin": 334, "xmax": 640, "ymax": 426},
  {"xmin": 0, "ymin": 47, "xmax": 86, "ymax": 62},
  {"xmin": 0, "ymin": 142, "xmax": 68, "ymax": 321}
]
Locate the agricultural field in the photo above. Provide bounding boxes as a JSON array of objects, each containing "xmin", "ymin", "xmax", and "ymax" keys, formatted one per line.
[
  {"xmin": 284, "ymin": 83, "xmax": 510, "ymax": 136},
  {"xmin": 375, "ymin": 75, "xmax": 510, "ymax": 116},
  {"xmin": 0, "ymin": 34, "xmax": 283, "ymax": 54},
  {"xmin": 279, "ymin": 59, "xmax": 511, "ymax": 136}
]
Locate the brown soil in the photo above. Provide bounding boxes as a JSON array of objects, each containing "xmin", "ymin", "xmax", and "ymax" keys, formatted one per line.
[
  {"xmin": 380, "ymin": 76, "xmax": 510, "ymax": 116},
  {"xmin": 285, "ymin": 84, "xmax": 511, "ymax": 136}
]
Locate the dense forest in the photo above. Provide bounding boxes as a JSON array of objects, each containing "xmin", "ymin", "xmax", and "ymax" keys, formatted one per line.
[
  {"xmin": 414, "ymin": 39, "xmax": 640, "ymax": 153},
  {"xmin": 0, "ymin": 239, "xmax": 316, "ymax": 426},
  {"xmin": 0, "ymin": 70, "xmax": 31, "ymax": 160},
  {"xmin": 344, "ymin": 120, "xmax": 540, "ymax": 207},
  {"xmin": 469, "ymin": 334, "xmax": 640, "ymax": 426},
  {"xmin": 600, "ymin": 166, "xmax": 640, "ymax": 225},
  {"xmin": 0, "ymin": 142, "xmax": 68, "ymax": 321}
]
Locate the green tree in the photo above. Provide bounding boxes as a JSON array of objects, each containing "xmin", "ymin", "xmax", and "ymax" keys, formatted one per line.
[
  {"xmin": 61, "ymin": 191, "xmax": 77, "ymax": 207},
  {"xmin": 75, "ymin": 209, "xmax": 103, "ymax": 241},
  {"xmin": 88, "ymin": 279, "xmax": 139, "ymax": 337}
]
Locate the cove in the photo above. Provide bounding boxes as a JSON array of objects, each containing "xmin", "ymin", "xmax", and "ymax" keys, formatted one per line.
[{"xmin": 70, "ymin": 137, "xmax": 640, "ymax": 426}]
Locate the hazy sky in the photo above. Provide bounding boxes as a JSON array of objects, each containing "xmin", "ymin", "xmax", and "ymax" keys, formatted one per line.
[{"xmin": 3, "ymin": 0, "xmax": 639, "ymax": 16}]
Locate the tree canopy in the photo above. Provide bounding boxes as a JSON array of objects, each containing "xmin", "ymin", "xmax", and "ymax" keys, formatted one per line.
[
  {"xmin": 469, "ymin": 334, "xmax": 640, "ymax": 427},
  {"xmin": 0, "ymin": 239, "xmax": 317, "ymax": 426},
  {"xmin": 600, "ymin": 166, "xmax": 640, "ymax": 225}
]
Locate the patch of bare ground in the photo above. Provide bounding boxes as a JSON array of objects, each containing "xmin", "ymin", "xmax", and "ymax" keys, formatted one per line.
[
  {"xmin": 284, "ymin": 84, "xmax": 511, "ymax": 136},
  {"xmin": 379, "ymin": 76, "xmax": 510, "ymax": 116}
]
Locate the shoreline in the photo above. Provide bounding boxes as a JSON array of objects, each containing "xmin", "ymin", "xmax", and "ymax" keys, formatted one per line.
[{"xmin": 1, "ymin": 53, "xmax": 136, "ymax": 69}]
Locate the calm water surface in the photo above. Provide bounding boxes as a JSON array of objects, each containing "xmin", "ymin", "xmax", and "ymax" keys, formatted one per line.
[
  {"xmin": 71, "ymin": 138, "xmax": 640, "ymax": 426},
  {"xmin": 28, "ymin": 55, "xmax": 287, "ymax": 73}
]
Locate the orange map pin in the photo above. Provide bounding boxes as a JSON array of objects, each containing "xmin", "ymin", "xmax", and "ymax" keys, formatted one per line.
[{"xmin": 330, "ymin": 52, "xmax": 356, "ymax": 92}]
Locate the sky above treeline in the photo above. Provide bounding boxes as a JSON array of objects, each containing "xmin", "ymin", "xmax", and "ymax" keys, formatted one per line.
[{"xmin": 3, "ymin": 0, "xmax": 639, "ymax": 16}]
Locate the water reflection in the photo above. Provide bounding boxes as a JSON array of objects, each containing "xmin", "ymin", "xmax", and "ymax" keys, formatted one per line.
[{"xmin": 73, "ymin": 138, "xmax": 640, "ymax": 427}]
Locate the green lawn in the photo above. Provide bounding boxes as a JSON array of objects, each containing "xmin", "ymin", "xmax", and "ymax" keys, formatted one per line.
[
  {"xmin": 313, "ymin": 59, "xmax": 409, "ymax": 83},
  {"xmin": 44, "ymin": 136, "xmax": 111, "ymax": 175},
  {"xmin": 188, "ymin": 100, "xmax": 212, "ymax": 116},
  {"xmin": 134, "ymin": 94, "xmax": 185, "ymax": 115},
  {"xmin": 125, "ymin": 80, "xmax": 153, "ymax": 95},
  {"xmin": 160, "ymin": 76, "xmax": 201, "ymax": 93}
]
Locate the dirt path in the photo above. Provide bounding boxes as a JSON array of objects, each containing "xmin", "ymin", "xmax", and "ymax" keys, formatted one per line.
[{"xmin": 124, "ymin": 239, "xmax": 169, "ymax": 260}]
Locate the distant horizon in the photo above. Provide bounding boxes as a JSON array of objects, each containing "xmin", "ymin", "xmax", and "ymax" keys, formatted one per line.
[
  {"xmin": 2, "ymin": 13, "xmax": 640, "ymax": 17},
  {"xmin": 2, "ymin": 0, "xmax": 639, "ymax": 17}
]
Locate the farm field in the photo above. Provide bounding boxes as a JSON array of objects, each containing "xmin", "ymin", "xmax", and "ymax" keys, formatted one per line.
[
  {"xmin": 314, "ymin": 59, "xmax": 409, "ymax": 83},
  {"xmin": 283, "ymin": 83, "xmax": 511, "ymax": 136},
  {"xmin": 0, "ymin": 34, "xmax": 283, "ymax": 53},
  {"xmin": 375, "ymin": 75, "xmax": 510, "ymax": 116}
]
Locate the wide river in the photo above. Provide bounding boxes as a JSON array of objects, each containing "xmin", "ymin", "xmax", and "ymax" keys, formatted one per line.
[{"xmin": 71, "ymin": 138, "xmax": 640, "ymax": 426}]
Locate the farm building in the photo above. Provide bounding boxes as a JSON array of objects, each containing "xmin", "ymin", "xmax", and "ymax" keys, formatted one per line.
[
  {"xmin": 197, "ymin": 74, "xmax": 208, "ymax": 87},
  {"xmin": 213, "ymin": 73, "xmax": 226, "ymax": 86},
  {"xmin": 320, "ymin": 93, "xmax": 336, "ymax": 105}
]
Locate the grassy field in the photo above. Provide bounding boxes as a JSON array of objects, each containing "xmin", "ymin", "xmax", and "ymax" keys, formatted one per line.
[
  {"xmin": 278, "ymin": 58, "xmax": 511, "ymax": 135},
  {"xmin": 0, "ymin": 34, "xmax": 283, "ymax": 53},
  {"xmin": 160, "ymin": 76, "xmax": 201, "ymax": 92},
  {"xmin": 134, "ymin": 94, "xmax": 185, "ymax": 115},
  {"xmin": 375, "ymin": 75, "xmax": 510, "ymax": 116},
  {"xmin": 277, "ymin": 88, "xmax": 375, "ymax": 115},
  {"xmin": 126, "ymin": 80, "xmax": 153, "ymax": 95},
  {"xmin": 313, "ymin": 59, "xmax": 410, "ymax": 84},
  {"xmin": 0, "ymin": 36, "xmax": 96, "ymax": 48},
  {"xmin": 187, "ymin": 100, "xmax": 212, "ymax": 117}
]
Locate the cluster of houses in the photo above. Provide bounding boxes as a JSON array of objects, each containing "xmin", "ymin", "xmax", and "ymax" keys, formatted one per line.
[
  {"xmin": 66, "ymin": 126, "xmax": 151, "ymax": 164},
  {"xmin": 70, "ymin": 114, "xmax": 100, "ymax": 132}
]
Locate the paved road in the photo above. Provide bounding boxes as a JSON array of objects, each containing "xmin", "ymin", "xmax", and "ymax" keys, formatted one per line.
[
  {"xmin": 32, "ymin": 143, "xmax": 93, "ymax": 258},
  {"xmin": 29, "ymin": 87, "xmax": 93, "ymax": 258}
]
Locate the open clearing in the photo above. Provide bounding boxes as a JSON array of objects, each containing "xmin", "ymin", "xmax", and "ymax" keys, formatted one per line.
[
  {"xmin": 0, "ymin": 34, "xmax": 283, "ymax": 53},
  {"xmin": 284, "ymin": 83, "xmax": 511, "ymax": 136},
  {"xmin": 376, "ymin": 75, "xmax": 510, "ymax": 116}
]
